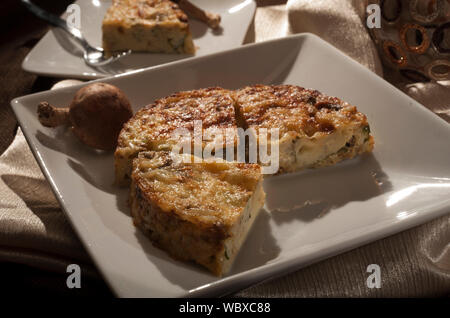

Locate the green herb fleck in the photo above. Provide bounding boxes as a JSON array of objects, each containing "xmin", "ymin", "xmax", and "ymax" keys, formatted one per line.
[{"xmin": 363, "ymin": 125, "xmax": 371, "ymax": 134}]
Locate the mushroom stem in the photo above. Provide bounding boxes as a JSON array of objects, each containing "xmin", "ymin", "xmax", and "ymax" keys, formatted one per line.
[
  {"xmin": 37, "ymin": 102, "xmax": 70, "ymax": 128},
  {"xmin": 175, "ymin": 0, "xmax": 221, "ymax": 29}
]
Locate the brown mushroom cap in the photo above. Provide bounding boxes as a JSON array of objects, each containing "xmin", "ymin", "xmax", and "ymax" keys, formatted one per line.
[{"xmin": 68, "ymin": 83, "xmax": 133, "ymax": 151}]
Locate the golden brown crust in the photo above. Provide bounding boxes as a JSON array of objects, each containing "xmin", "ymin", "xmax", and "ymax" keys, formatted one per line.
[
  {"xmin": 115, "ymin": 87, "xmax": 238, "ymax": 185},
  {"xmin": 130, "ymin": 151, "xmax": 263, "ymax": 275},
  {"xmin": 118, "ymin": 87, "xmax": 237, "ymax": 149},
  {"xmin": 233, "ymin": 84, "xmax": 371, "ymax": 138}
]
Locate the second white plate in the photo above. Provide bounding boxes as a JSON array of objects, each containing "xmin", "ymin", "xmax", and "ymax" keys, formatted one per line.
[{"xmin": 22, "ymin": 0, "xmax": 255, "ymax": 79}]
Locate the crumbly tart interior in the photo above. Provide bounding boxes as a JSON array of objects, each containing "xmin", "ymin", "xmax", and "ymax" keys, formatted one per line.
[
  {"xmin": 233, "ymin": 85, "xmax": 374, "ymax": 174},
  {"xmin": 130, "ymin": 151, "xmax": 265, "ymax": 275}
]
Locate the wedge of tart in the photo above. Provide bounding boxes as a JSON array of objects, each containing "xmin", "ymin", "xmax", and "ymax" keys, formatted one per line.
[
  {"xmin": 233, "ymin": 84, "xmax": 374, "ymax": 174},
  {"xmin": 115, "ymin": 87, "xmax": 239, "ymax": 185},
  {"xmin": 102, "ymin": 0, "xmax": 195, "ymax": 55},
  {"xmin": 130, "ymin": 151, "xmax": 265, "ymax": 275}
]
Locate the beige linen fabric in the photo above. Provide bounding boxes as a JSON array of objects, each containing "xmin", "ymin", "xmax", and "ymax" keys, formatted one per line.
[
  {"xmin": 0, "ymin": 128, "xmax": 101, "ymax": 281},
  {"xmin": 0, "ymin": 0, "xmax": 449, "ymax": 297}
]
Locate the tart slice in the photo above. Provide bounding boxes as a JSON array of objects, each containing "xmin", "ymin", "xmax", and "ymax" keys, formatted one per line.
[
  {"xmin": 115, "ymin": 87, "xmax": 238, "ymax": 186},
  {"xmin": 102, "ymin": 0, "xmax": 195, "ymax": 55},
  {"xmin": 233, "ymin": 84, "xmax": 374, "ymax": 174},
  {"xmin": 130, "ymin": 151, "xmax": 265, "ymax": 275}
]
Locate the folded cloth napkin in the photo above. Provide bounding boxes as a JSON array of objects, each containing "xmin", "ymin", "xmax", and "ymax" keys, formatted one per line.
[{"xmin": 0, "ymin": 0, "xmax": 449, "ymax": 297}]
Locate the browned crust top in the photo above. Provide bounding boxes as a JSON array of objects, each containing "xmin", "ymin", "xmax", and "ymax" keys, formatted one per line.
[
  {"xmin": 233, "ymin": 84, "xmax": 369, "ymax": 137},
  {"xmin": 104, "ymin": 0, "xmax": 189, "ymax": 26},
  {"xmin": 132, "ymin": 151, "xmax": 262, "ymax": 232},
  {"xmin": 117, "ymin": 87, "xmax": 237, "ymax": 149}
]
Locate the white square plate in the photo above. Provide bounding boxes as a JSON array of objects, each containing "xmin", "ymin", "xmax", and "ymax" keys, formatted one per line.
[
  {"xmin": 12, "ymin": 34, "xmax": 450, "ymax": 297},
  {"xmin": 22, "ymin": 0, "xmax": 255, "ymax": 79}
]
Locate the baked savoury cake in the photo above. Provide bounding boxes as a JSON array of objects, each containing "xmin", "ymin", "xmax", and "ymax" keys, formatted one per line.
[
  {"xmin": 130, "ymin": 151, "xmax": 265, "ymax": 275},
  {"xmin": 102, "ymin": 0, "xmax": 195, "ymax": 55},
  {"xmin": 234, "ymin": 85, "xmax": 374, "ymax": 173},
  {"xmin": 117, "ymin": 84, "xmax": 374, "ymax": 275},
  {"xmin": 115, "ymin": 87, "xmax": 238, "ymax": 186}
]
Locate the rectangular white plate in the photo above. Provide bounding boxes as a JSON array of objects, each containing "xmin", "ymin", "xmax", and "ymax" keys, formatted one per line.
[
  {"xmin": 12, "ymin": 34, "xmax": 450, "ymax": 297},
  {"xmin": 22, "ymin": 0, "xmax": 255, "ymax": 79}
]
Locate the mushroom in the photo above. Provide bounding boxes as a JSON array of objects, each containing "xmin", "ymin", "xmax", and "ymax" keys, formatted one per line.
[{"xmin": 37, "ymin": 83, "xmax": 133, "ymax": 151}]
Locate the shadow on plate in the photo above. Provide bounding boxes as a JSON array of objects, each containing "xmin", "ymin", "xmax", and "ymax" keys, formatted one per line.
[
  {"xmin": 35, "ymin": 128, "xmax": 132, "ymax": 217},
  {"xmin": 265, "ymin": 153, "xmax": 392, "ymax": 224},
  {"xmin": 35, "ymin": 129, "xmax": 115, "ymax": 192},
  {"xmin": 190, "ymin": 19, "xmax": 210, "ymax": 39},
  {"xmin": 52, "ymin": 28, "xmax": 129, "ymax": 76},
  {"xmin": 52, "ymin": 28, "xmax": 84, "ymax": 59}
]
